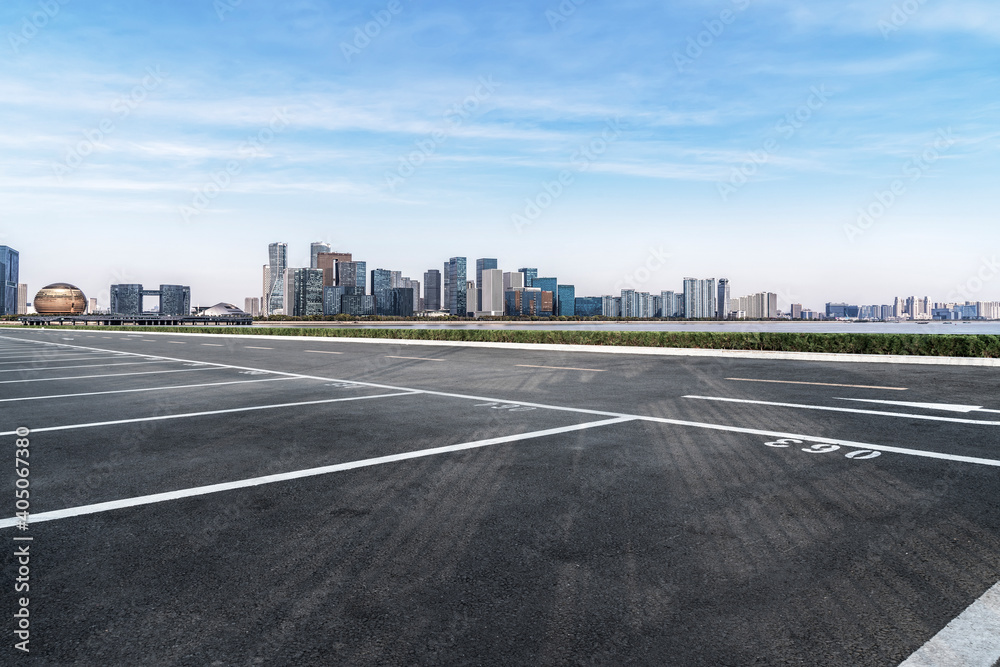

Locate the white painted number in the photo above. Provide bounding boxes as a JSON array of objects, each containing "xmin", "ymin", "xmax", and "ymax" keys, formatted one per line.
[
  {"xmin": 845, "ymin": 450, "xmax": 881, "ymax": 460},
  {"xmin": 764, "ymin": 439, "xmax": 802, "ymax": 448},
  {"xmin": 802, "ymin": 444, "xmax": 841, "ymax": 454}
]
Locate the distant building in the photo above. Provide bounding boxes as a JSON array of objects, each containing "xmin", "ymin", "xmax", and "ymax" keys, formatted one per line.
[
  {"xmin": 337, "ymin": 261, "xmax": 366, "ymax": 292},
  {"xmin": 603, "ymin": 295, "xmax": 621, "ymax": 317},
  {"xmin": 424, "ymin": 269, "xmax": 441, "ymax": 311},
  {"xmin": 717, "ymin": 278, "xmax": 730, "ymax": 320},
  {"xmin": 17, "ymin": 283, "xmax": 28, "ymax": 315},
  {"xmin": 661, "ymin": 291, "xmax": 682, "ymax": 317},
  {"xmin": 316, "ymin": 251, "xmax": 352, "ymax": 287},
  {"xmin": 478, "ymin": 269, "xmax": 504, "ymax": 316},
  {"xmin": 503, "ymin": 271, "xmax": 524, "ymax": 291},
  {"xmin": 826, "ymin": 302, "xmax": 860, "ymax": 319},
  {"xmin": 518, "ymin": 267, "xmax": 538, "ymax": 288},
  {"xmin": 310, "ymin": 242, "xmax": 332, "ymax": 269},
  {"xmin": 505, "ymin": 287, "xmax": 542, "ymax": 316},
  {"xmin": 88, "ymin": 297, "xmax": 97, "ymax": 314},
  {"xmin": 283, "ymin": 268, "xmax": 323, "ymax": 316},
  {"xmin": 159, "ymin": 285, "xmax": 191, "ymax": 316},
  {"xmin": 475, "ymin": 259, "xmax": 498, "ymax": 313},
  {"xmin": 557, "ymin": 285, "xmax": 575, "ymax": 316},
  {"xmin": 244, "ymin": 297, "xmax": 260, "ymax": 317},
  {"xmin": 733, "ymin": 292, "xmax": 778, "ymax": 319},
  {"xmin": 465, "ymin": 281, "xmax": 476, "ymax": 317},
  {"xmin": 382, "ymin": 287, "xmax": 415, "ymax": 317},
  {"xmin": 371, "ymin": 268, "xmax": 394, "ymax": 315},
  {"xmin": 683, "ymin": 278, "xmax": 717, "ymax": 319},
  {"xmin": 0, "ymin": 246, "xmax": 19, "ymax": 316},
  {"xmin": 446, "ymin": 257, "xmax": 467, "ymax": 315},
  {"xmin": 265, "ymin": 242, "xmax": 287, "ymax": 315},
  {"xmin": 575, "ymin": 296, "xmax": 602, "ymax": 317},
  {"xmin": 110, "ymin": 284, "xmax": 143, "ymax": 315},
  {"xmin": 341, "ymin": 293, "xmax": 375, "ymax": 316},
  {"xmin": 790, "ymin": 303, "xmax": 803, "ymax": 319}
]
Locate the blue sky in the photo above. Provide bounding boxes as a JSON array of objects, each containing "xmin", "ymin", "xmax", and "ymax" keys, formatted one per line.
[{"xmin": 2, "ymin": 0, "xmax": 998, "ymax": 310}]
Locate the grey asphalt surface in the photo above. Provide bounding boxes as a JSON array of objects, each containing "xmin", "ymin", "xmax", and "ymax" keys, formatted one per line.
[{"xmin": 1, "ymin": 327, "xmax": 999, "ymax": 666}]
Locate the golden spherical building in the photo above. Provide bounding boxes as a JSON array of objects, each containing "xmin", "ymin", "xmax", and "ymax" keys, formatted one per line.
[{"xmin": 33, "ymin": 283, "xmax": 87, "ymax": 316}]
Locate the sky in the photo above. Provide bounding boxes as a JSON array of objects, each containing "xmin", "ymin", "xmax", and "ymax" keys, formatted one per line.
[{"xmin": 1, "ymin": 0, "xmax": 998, "ymax": 311}]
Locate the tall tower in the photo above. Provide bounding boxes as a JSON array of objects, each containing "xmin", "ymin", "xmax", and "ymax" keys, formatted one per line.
[
  {"xmin": 266, "ymin": 242, "xmax": 287, "ymax": 315},
  {"xmin": 447, "ymin": 257, "xmax": 467, "ymax": 316},
  {"xmin": 717, "ymin": 278, "xmax": 730, "ymax": 320},
  {"xmin": 310, "ymin": 242, "xmax": 332, "ymax": 269},
  {"xmin": 0, "ymin": 246, "xmax": 19, "ymax": 316},
  {"xmin": 423, "ymin": 269, "xmax": 441, "ymax": 311}
]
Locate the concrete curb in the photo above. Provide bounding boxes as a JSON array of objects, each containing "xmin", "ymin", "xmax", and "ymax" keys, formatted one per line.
[{"xmin": 11, "ymin": 327, "xmax": 1000, "ymax": 367}]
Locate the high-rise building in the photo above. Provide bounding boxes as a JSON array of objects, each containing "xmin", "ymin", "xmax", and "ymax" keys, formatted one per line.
[
  {"xmin": 244, "ymin": 297, "xmax": 261, "ymax": 317},
  {"xmin": 371, "ymin": 268, "xmax": 394, "ymax": 315},
  {"xmin": 465, "ymin": 281, "xmax": 476, "ymax": 317},
  {"xmin": 110, "ymin": 284, "xmax": 143, "ymax": 315},
  {"xmin": 266, "ymin": 242, "xmax": 287, "ymax": 315},
  {"xmin": 660, "ymin": 291, "xmax": 682, "ymax": 317},
  {"xmin": 602, "ymin": 295, "xmax": 621, "ymax": 317},
  {"xmin": 503, "ymin": 271, "xmax": 524, "ymax": 291},
  {"xmin": 479, "ymin": 269, "xmax": 504, "ymax": 315},
  {"xmin": 505, "ymin": 287, "xmax": 543, "ymax": 316},
  {"xmin": 17, "ymin": 283, "xmax": 28, "ymax": 315},
  {"xmin": 0, "ymin": 246, "xmax": 19, "ymax": 316},
  {"xmin": 575, "ymin": 296, "xmax": 602, "ymax": 317},
  {"xmin": 683, "ymin": 278, "xmax": 717, "ymax": 319},
  {"xmin": 381, "ymin": 288, "xmax": 415, "ymax": 317},
  {"xmin": 717, "ymin": 278, "xmax": 730, "ymax": 320},
  {"xmin": 733, "ymin": 292, "xmax": 779, "ymax": 319},
  {"xmin": 557, "ymin": 285, "xmax": 575, "ymax": 316},
  {"xmin": 475, "ymin": 258, "xmax": 498, "ymax": 313},
  {"xmin": 283, "ymin": 268, "xmax": 324, "ymax": 316},
  {"xmin": 341, "ymin": 293, "xmax": 376, "ymax": 316},
  {"xmin": 518, "ymin": 267, "xmax": 538, "ymax": 288},
  {"xmin": 88, "ymin": 297, "xmax": 97, "ymax": 314},
  {"xmin": 424, "ymin": 270, "xmax": 441, "ymax": 311},
  {"xmin": 533, "ymin": 277, "xmax": 557, "ymax": 296},
  {"xmin": 310, "ymin": 242, "xmax": 332, "ymax": 269},
  {"xmin": 790, "ymin": 303, "xmax": 803, "ymax": 319},
  {"xmin": 446, "ymin": 257, "xmax": 467, "ymax": 316},
  {"xmin": 159, "ymin": 285, "xmax": 191, "ymax": 316},
  {"xmin": 316, "ymin": 251, "xmax": 352, "ymax": 287},
  {"xmin": 337, "ymin": 261, "xmax": 366, "ymax": 292}
]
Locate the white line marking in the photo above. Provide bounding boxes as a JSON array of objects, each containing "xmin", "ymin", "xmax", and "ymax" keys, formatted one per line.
[
  {"xmin": 726, "ymin": 377, "xmax": 908, "ymax": 391},
  {"xmin": 201, "ymin": 343, "xmax": 224, "ymax": 347},
  {"xmin": 169, "ymin": 342, "xmax": 186, "ymax": 345},
  {"xmin": 306, "ymin": 350, "xmax": 343, "ymax": 355},
  {"xmin": 0, "ymin": 355, "xmax": 130, "ymax": 366},
  {"xmin": 0, "ymin": 417, "xmax": 632, "ymax": 528},
  {"xmin": 0, "ymin": 367, "xmax": 224, "ymax": 384},
  {"xmin": 0, "ymin": 392, "xmax": 419, "ymax": 437},
  {"xmin": 898, "ymin": 580, "xmax": 1000, "ymax": 667},
  {"xmin": 0, "ymin": 360, "xmax": 175, "ymax": 373},
  {"xmin": 0, "ymin": 377, "xmax": 299, "ymax": 403},
  {"xmin": 245, "ymin": 346, "xmax": 273, "ymax": 350},
  {"xmin": 517, "ymin": 364, "xmax": 606, "ymax": 372},
  {"xmin": 683, "ymin": 395, "xmax": 1000, "ymax": 426},
  {"xmin": 6, "ymin": 335, "xmax": 1000, "ymax": 468},
  {"xmin": 386, "ymin": 355, "xmax": 444, "ymax": 361},
  {"xmin": 837, "ymin": 398, "xmax": 987, "ymax": 413}
]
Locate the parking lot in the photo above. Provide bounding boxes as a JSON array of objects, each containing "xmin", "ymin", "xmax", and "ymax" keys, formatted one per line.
[{"xmin": 2, "ymin": 327, "xmax": 999, "ymax": 666}]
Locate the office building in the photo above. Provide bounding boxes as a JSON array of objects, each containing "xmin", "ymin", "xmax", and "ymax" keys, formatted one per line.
[
  {"xmin": 316, "ymin": 251, "xmax": 352, "ymax": 287},
  {"xmin": 371, "ymin": 268, "xmax": 395, "ymax": 315},
  {"xmin": 110, "ymin": 284, "xmax": 143, "ymax": 315},
  {"xmin": 717, "ymin": 278, "xmax": 730, "ymax": 320},
  {"xmin": 503, "ymin": 271, "xmax": 524, "ymax": 291},
  {"xmin": 341, "ymin": 293, "xmax": 376, "ymax": 316},
  {"xmin": 0, "ymin": 246, "xmax": 19, "ymax": 316},
  {"xmin": 244, "ymin": 297, "xmax": 261, "ymax": 317},
  {"xmin": 518, "ymin": 268, "xmax": 538, "ymax": 288},
  {"xmin": 424, "ymin": 270, "xmax": 441, "ymax": 311},
  {"xmin": 310, "ymin": 242, "xmax": 332, "ymax": 269},
  {"xmin": 683, "ymin": 278, "xmax": 717, "ymax": 319},
  {"xmin": 159, "ymin": 284, "xmax": 191, "ymax": 316},
  {"xmin": 790, "ymin": 303, "xmax": 803, "ymax": 319},
  {"xmin": 826, "ymin": 302, "xmax": 860, "ymax": 319},
  {"xmin": 88, "ymin": 297, "xmax": 97, "ymax": 314},
  {"xmin": 505, "ymin": 287, "xmax": 543, "ymax": 316},
  {"xmin": 283, "ymin": 268, "xmax": 323, "ymax": 316},
  {"xmin": 337, "ymin": 261, "xmax": 366, "ymax": 292},
  {"xmin": 265, "ymin": 242, "xmax": 287, "ymax": 315},
  {"xmin": 382, "ymin": 288, "xmax": 415, "ymax": 317},
  {"xmin": 465, "ymin": 281, "xmax": 476, "ymax": 317},
  {"xmin": 575, "ymin": 296, "xmax": 602, "ymax": 317},
  {"xmin": 478, "ymin": 269, "xmax": 504, "ymax": 315},
  {"xmin": 602, "ymin": 295, "xmax": 621, "ymax": 317},
  {"xmin": 557, "ymin": 285, "xmax": 575, "ymax": 316},
  {"xmin": 17, "ymin": 283, "xmax": 28, "ymax": 315},
  {"xmin": 446, "ymin": 257, "xmax": 467, "ymax": 316},
  {"xmin": 475, "ymin": 258, "xmax": 498, "ymax": 313}
]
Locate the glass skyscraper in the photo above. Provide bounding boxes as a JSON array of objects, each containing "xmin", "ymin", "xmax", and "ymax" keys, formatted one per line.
[
  {"xmin": 310, "ymin": 242, "xmax": 331, "ymax": 269},
  {"xmin": 475, "ymin": 258, "xmax": 498, "ymax": 312},
  {"xmin": 0, "ymin": 246, "xmax": 19, "ymax": 316},
  {"xmin": 447, "ymin": 257, "xmax": 467, "ymax": 316},
  {"xmin": 557, "ymin": 285, "xmax": 575, "ymax": 316},
  {"xmin": 283, "ymin": 268, "xmax": 323, "ymax": 316},
  {"xmin": 518, "ymin": 267, "xmax": 537, "ymax": 288},
  {"xmin": 424, "ymin": 270, "xmax": 441, "ymax": 311},
  {"xmin": 574, "ymin": 297, "xmax": 602, "ymax": 317},
  {"xmin": 337, "ymin": 261, "xmax": 366, "ymax": 292},
  {"xmin": 266, "ymin": 242, "xmax": 287, "ymax": 315},
  {"xmin": 683, "ymin": 278, "xmax": 717, "ymax": 319}
]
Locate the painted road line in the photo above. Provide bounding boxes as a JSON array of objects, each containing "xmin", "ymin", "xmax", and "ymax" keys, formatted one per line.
[
  {"xmin": 0, "ymin": 417, "xmax": 633, "ymax": 529},
  {"xmin": 245, "ymin": 346, "xmax": 273, "ymax": 350},
  {"xmin": 726, "ymin": 377, "xmax": 908, "ymax": 391},
  {"xmin": 0, "ymin": 360, "xmax": 175, "ymax": 373},
  {"xmin": 517, "ymin": 364, "xmax": 606, "ymax": 372},
  {"xmin": 306, "ymin": 350, "xmax": 343, "ymax": 355},
  {"xmin": 386, "ymin": 355, "xmax": 444, "ymax": 361},
  {"xmin": 169, "ymin": 342, "xmax": 186, "ymax": 345},
  {"xmin": 0, "ymin": 367, "xmax": 224, "ymax": 384},
  {"xmin": 684, "ymin": 395, "xmax": 1000, "ymax": 426},
  {"xmin": 898, "ymin": 580, "xmax": 1000, "ymax": 667},
  {"xmin": 201, "ymin": 343, "xmax": 224, "ymax": 347},
  {"xmin": 0, "ymin": 355, "xmax": 130, "ymax": 366},
  {"xmin": 836, "ymin": 398, "xmax": 993, "ymax": 414},
  {"xmin": 0, "ymin": 391, "xmax": 421, "ymax": 437},
  {"xmin": 0, "ymin": 377, "xmax": 299, "ymax": 403},
  {"xmin": 8, "ymin": 335, "xmax": 1000, "ymax": 469}
]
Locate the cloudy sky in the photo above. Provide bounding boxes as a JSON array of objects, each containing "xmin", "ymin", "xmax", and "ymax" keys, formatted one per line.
[{"xmin": 2, "ymin": 0, "xmax": 998, "ymax": 309}]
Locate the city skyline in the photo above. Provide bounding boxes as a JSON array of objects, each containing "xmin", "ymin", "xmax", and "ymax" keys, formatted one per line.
[{"xmin": 2, "ymin": 1, "xmax": 998, "ymax": 308}]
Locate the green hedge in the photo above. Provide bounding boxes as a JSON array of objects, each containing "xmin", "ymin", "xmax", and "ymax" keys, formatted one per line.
[{"xmin": 14, "ymin": 325, "xmax": 1000, "ymax": 357}]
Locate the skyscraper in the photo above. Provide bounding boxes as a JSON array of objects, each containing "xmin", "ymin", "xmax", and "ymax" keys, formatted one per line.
[
  {"xmin": 371, "ymin": 268, "xmax": 394, "ymax": 315},
  {"xmin": 337, "ymin": 261, "xmax": 366, "ymax": 292},
  {"xmin": 159, "ymin": 285, "xmax": 191, "ymax": 316},
  {"xmin": 423, "ymin": 270, "xmax": 441, "ymax": 311},
  {"xmin": 310, "ymin": 242, "xmax": 332, "ymax": 269},
  {"xmin": 479, "ymin": 269, "xmax": 503, "ymax": 315},
  {"xmin": 17, "ymin": 283, "xmax": 28, "ymax": 315},
  {"xmin": 0, "ymin": 246, "xmax": 19, "ymax": 316},
  {"xmin": 683, "ymin": 278, "xmax": 717, "ymax": 319},
  {"xmin": 316, "ymin": 251, "xmax": 352, "ymax": 287},
  {"xmin": 266, "ymin": 242, "xmax": 287, "ymax": 315},
  {"xmin": 110, "ymin": 284, "xmax": 143, "ymax": 315},
  {"xmin": 557, "ymin": 285, "xmax": 575, "ymax": 316},
  {"xmin": 447, "ymin": 257, "xmax": 467, "ymax": 316},
  {"xmin": 503, "ymin": 271, "xmax": 524, "ymax": 290},
  {"xmin": 283, "ymin": 268, "xmax": 324, "ymax": 316},
  {"xmin": 475, "ymin": 258, "xmax": 498, "ymax": 313},
  {"xmin": 518, "ymin": 267, "xmax": 537, "ymax": 288},
  {"xmin": 244, "ymin": 297, "xmax": 261, "ymax": 317},
  {"xmin": 717, "ymin": 278, "xmax": 730, "ymax": 320}
]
